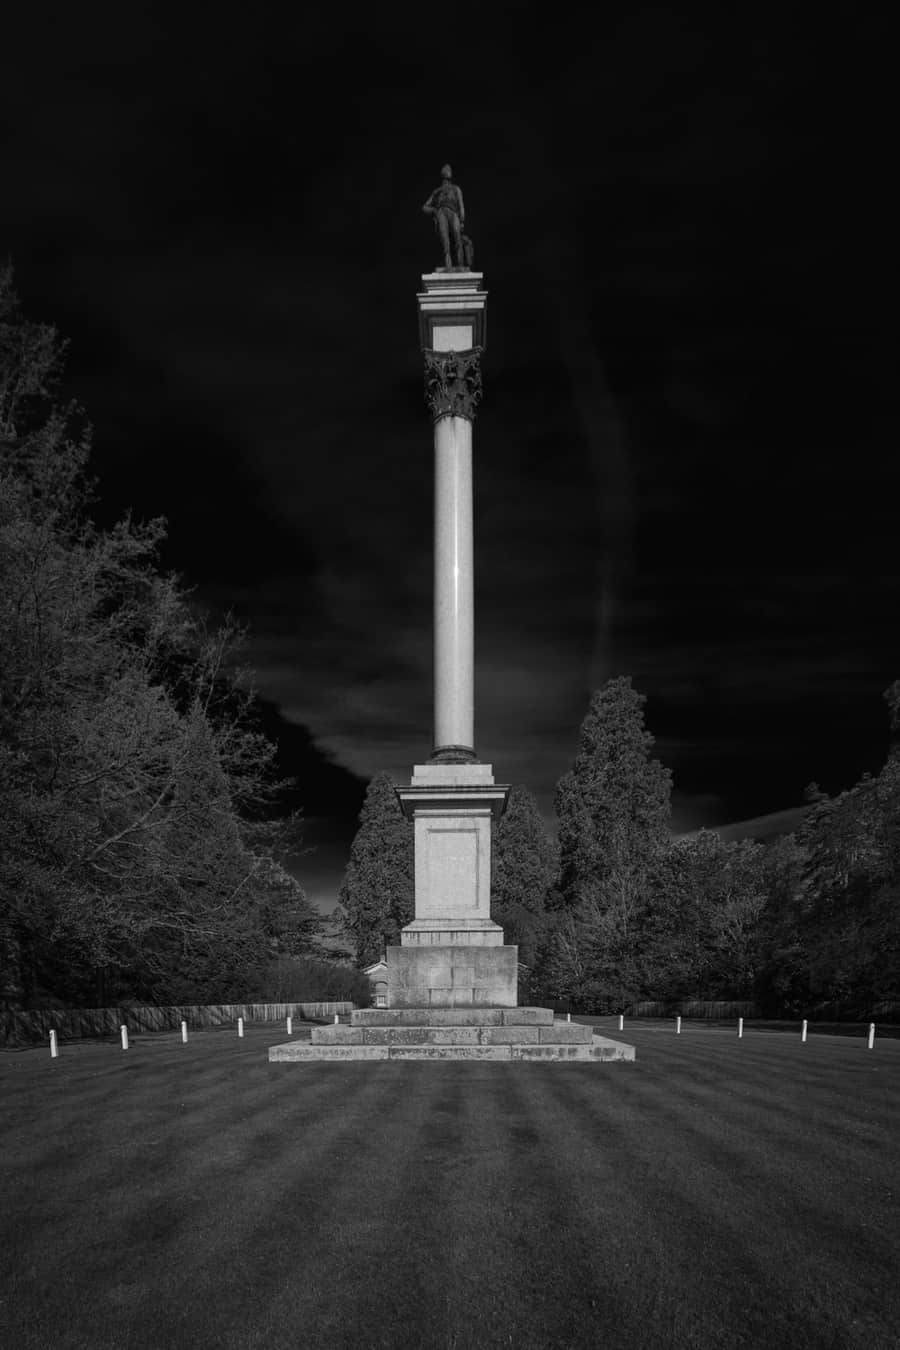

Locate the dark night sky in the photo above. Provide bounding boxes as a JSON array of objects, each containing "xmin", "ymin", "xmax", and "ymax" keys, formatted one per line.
[{"xmin": 2, "ymin": 7, "xmax": 895, "ymax": 914}]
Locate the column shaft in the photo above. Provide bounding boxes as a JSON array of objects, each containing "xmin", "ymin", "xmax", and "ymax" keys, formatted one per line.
[{"xmin": 433, "ymin": 413, "xmax": 474, "ymax": 751}]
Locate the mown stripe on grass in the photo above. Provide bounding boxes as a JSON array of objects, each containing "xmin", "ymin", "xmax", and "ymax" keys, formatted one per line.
[
  {"xmin": 116, "ymin": 1063, "xmax": 426, "ymax": 1349},
  {"xmin": 254, "ymin": 1063, "xmax": 475, "ymax": 1349},
  {"xmin": 5, "ymin": 1063, "xmax": 407, "ymax": 1350},
  {"xmin": 2, "ymin": 1044, "xmax": 395, "ymax": 1347},
  {"xmin": 634, "ymin": 1038, "xmax": 900, "ymax": 1182},
  {"xmin": 248, "ymin": 1064, "xmax": 618, "ymax": 1350},
  {"xmin": 530, "ymin": 1064, "xmax": 785, "ymax": 1349},
  {"xmin": 618, "ymin": 1030, "xmax": 900, "ymax": 1157},
  {"xmin": 552, "ymin": 1059, "xmax": 899, "ymax": 1349},
  {"xmin": 2, "ymin": 1037, "xmax": 328, "ymax": 1259}
]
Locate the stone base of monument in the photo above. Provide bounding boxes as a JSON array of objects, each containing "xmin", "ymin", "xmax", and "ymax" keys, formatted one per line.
[
  {"xmin": 386, "ymin": 942, "xmax": 518, "ymax": 1008},
  {"xmin": 267, "ymin": 1007, "xmax": 636, "ymax": 1062}
]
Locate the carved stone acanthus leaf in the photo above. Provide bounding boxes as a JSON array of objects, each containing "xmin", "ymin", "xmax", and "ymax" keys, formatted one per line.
[{"xmin": 423, "ymin": 347, "xmax": 483, "ymax": 422}]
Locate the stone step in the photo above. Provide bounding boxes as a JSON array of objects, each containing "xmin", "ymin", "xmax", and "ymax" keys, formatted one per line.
[
  {"xmin": 386, "ymin": 1043, "xmax": 603, "ymax": 1060},
  {"xmin": 268, "ymin": 1034, "xmax": 635, "ymax": 1063},
  {"xmin": 312, "ymin": 1021, "xmax": 594, "ymax": 1047},
  {"xmin": 351, "ymin": 1006, "xmax": 554, "ymax": 1028}
]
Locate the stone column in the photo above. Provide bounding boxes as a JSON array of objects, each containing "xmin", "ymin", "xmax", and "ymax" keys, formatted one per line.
[
  {"xmin": 428, "ymin": 379, "xmax": 479, "ymax": 756},
  {"xmin": 417, "ymin": 267, "xmax": 485, "ymax": 752}
]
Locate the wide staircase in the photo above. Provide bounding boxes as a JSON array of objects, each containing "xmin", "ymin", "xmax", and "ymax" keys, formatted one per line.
[{"xmin": 268, "ymin": 1007, "xmax": 635, "ymax": 1062}]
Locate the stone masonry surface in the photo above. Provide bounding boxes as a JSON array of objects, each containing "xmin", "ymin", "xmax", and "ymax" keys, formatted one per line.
[{"xmin": 267, "ymin": 1022, "xmax": 636, "ymax": 1063}]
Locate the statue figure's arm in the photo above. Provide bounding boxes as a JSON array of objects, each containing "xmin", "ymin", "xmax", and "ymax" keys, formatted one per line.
[
  {"xmin": 456, "ymin": 188, "xmax": 465, "ymax": 226},
  {"xmin": 422, "ymin": 189, "xmax": 437, "ymax": 215}
]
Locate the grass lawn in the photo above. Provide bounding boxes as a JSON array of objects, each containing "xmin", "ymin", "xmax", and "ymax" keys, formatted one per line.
[{"xmin": 1, "ymin": 1022, "xmax": 897, "ymax": 1350}]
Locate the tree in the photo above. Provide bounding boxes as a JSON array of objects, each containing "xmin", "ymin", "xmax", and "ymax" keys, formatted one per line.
[
  {"xmin": 338, "ymin": 771, "xmax": 414, "ymax": 965},
  {"xmin": 553, "ymin": 769, "xmax": 599, "ymax": 912},
  {"xmin": 751, "ymin": 831, "xmax": 809, "ymax": 1015},
  {"xmin": 554, "ymin": 677, "xmax": 671, "ymax": 914},
  {"xmin": 120, "ymin": 701, "xmax": 264, "ymax": 1002},
  {"xmin": 793, "ymin": 752, "xmax": 900, "ymax": 1016},
  {"xmin": 535, "ymin": 911, "xmax": 599, "ymax": 1011},
  {"xmin": 0, "ymin": 267, "xmax": 321, "ymax": 1006},
  {"xmin": 490, "ymin": 785, "xmax": 556, "ymax": 964},
  {"xmin": 647, "ymin": 830, "xmax": 766, "ymax": 1000},
  {"xmin": 751, "ymin": 684, "xmax": 900, "ymax": 1019},
  {"xmin": 538, "ymin": 678, "xmax": 672, "ymax": 1010}
]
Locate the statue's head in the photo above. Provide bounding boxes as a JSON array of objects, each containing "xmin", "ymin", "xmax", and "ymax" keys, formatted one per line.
[{"xmin": 440, "ymin": 163, "xmax": 453, "ymax": 179}]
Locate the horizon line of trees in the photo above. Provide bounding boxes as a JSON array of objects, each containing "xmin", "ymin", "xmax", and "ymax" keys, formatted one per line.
[{"xmin": 339, "ymin": 677, "xmax": 900, "ymax": 1019}]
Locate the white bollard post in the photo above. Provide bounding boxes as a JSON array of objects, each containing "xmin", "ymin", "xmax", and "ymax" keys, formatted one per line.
[
  {"xmin": 334, "ymin": 1013, "xmax": 339, "ymax": 1024},
  {"xmin": 801, "ymin": 1020, "xmax": 808, "ymax": 1043},
  {"xmin": 618, "ymin": 1014, "xmax": 624, "ymax": 1032},
  {"xmin": 50, "ymin": 1029, "xmax": 58, "ymax": 1058},
  {"xmin": 181, "ymin": 1021, "xmax": 188, "ymax": 1044},
  {"xmin": 286, "ymin": 1016, "xmax": 292, "ymax": 1036},
  {"xmin": 738, "ymin": 1017, "xmax": 744, "ymax": 1039},
  {"xmin": 567, "ymin": 1012, "xmax": 571, "ymax": 1023},
  {"xmin": 868, "ymin": 1023, "xmax": 875, "ymax": 1050},
  {"xmin": 676, "ymin": 1016, "xmax": 682, "ymax": 1035},
  {"xmin": 120, "ymin": 1025, "xmax": 129, "ymax": 1050},
  {"xmin": 237, "ymin": 1017, "xmax": 244, "ymax": 1038}
]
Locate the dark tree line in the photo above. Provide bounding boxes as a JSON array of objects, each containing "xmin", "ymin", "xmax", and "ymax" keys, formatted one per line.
[
  {"xmin": 540, "ymin": 676, "xmax": 900, "ymax": 1015},
  {"xmin": 0, "ymin": 269, "xmax": 326, "ymax": 1009},
  {"xmin": 752, "ymin": 693, "xmax": 900, "ymax": 1019},
  {"xmin": 340, "ymin": 673, "xmax": 900, "ymax": 1019}
]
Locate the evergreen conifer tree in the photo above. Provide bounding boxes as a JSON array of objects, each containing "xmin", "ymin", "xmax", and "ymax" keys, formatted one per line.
[
  {"xmin": 338, "ymin": 771, "xmax": 414, "ymax": 964},
  {"xmin": 539, "ymin": 677, "xmax": 672, "ymax": 1010},
  {"xmin": 491, "ymin": 785, "xmax": 556, "ymax": 964}
]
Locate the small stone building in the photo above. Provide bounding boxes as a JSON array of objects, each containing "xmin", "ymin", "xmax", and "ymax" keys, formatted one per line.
[{"xmin": 363, "ymin": 959, "xmax": 388, "ymax": 1008}]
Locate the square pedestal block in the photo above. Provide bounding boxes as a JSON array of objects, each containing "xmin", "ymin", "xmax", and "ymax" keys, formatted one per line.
[{"xmin": 386, "ymin": 943, "xmax": 517, "ymax": 1008}]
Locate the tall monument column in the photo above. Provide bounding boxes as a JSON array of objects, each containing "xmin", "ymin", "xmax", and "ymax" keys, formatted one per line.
[
  {"xmin": 386, "ymin": 261, "xmax": 516, "ymax": 1009},
  {"xmin": 267, "ymin": 169, "xmax": 636, "ymax": 1060}
]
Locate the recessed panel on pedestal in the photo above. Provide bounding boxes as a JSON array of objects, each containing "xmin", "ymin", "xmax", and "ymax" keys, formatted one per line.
[
  {"xmin": 427, "ymin": 824, "xmax": 477, "ymax": 910},
  {"xmin": 416, "ymin": 811, "xmax": 490, "ymax": 922}
]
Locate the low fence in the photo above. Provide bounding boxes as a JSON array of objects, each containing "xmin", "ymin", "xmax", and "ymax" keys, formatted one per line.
[
  {"xmin": 628, "ymin": 1000, "xmax": 762, "ymax": 1020},
  {"xmin": 0, "ymin": 1001, "xmax": 355, "ymax": 1047},
  {"xmin": 804, "ymin": 999, "xmax": 900, "ymax": 1023},
  {"xmin": 626, "ymin": 999, "xmax": 900, "ymax": 1022}
]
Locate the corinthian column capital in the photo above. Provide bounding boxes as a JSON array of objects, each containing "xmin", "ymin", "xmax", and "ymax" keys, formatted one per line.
[{"xmin": 423, "ymin": 347, "xmax": 483, "ymax": 423}]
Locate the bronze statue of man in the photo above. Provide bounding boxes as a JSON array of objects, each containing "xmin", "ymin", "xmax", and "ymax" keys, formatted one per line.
[{"xmin": 422, "ymin": 164, "xmax": 467, "ymax": 270}]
